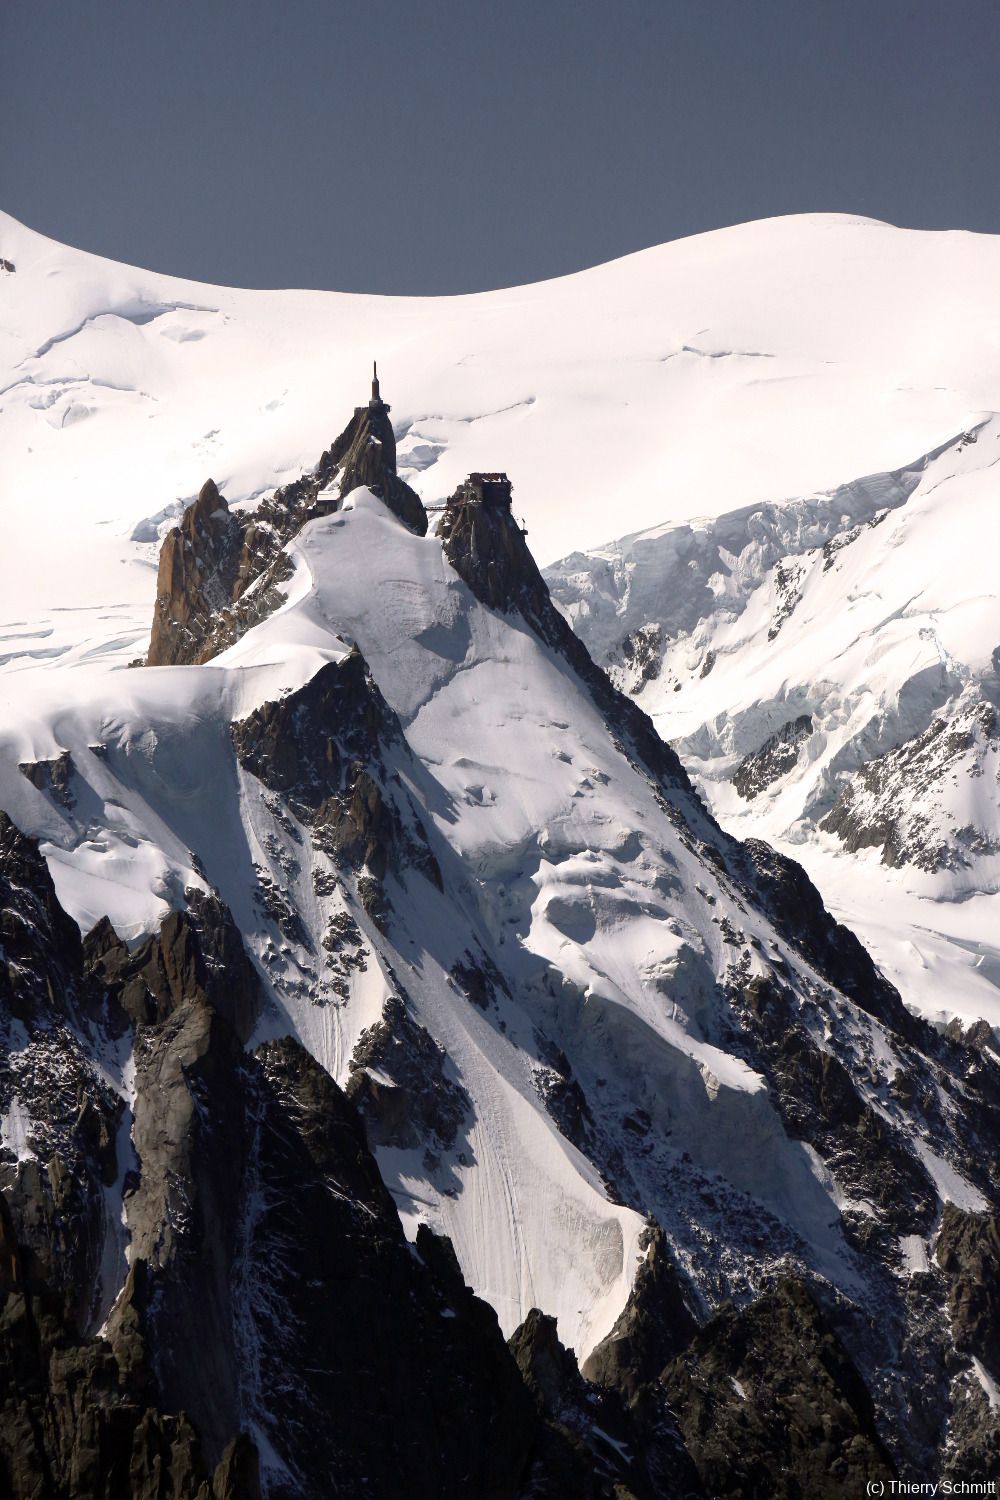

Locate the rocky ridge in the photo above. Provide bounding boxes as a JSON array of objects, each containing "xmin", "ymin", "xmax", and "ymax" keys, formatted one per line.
[
  {"xmin": 3, "ymin": 813, "xmax": 675, "ymax": 1499},
  {"xmin": 821, "ymin": 694, "xmax": 1000, "ymax": 872},
  {"xmin": 546, "ymin": 420, "xmax": 1000, "ymax": 1033},
  {"xmin": 4, "ymin": 395, "xmax": 1000, "ymax": 1492},
  {"xmin": 147, "ymin": 394, "xmax": 425, "ymax": 667}
]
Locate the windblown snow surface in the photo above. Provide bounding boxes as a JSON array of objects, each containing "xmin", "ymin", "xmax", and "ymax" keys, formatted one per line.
[
  {"xmin": 2, "ymin": 207, "xmax": 999, "ymax": 1354},
  {"xmin": 0, "ymin": 485, "xmax": 869, "ymax": 1355},
  {"xmin": 549, "ymin": 420, "xmax": 1000, "ymax": 1037}
]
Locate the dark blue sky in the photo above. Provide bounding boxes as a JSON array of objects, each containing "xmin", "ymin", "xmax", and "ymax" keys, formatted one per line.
[{"xmin": 3, "ymin": 0, "xmax": 999, "ymax": 293}]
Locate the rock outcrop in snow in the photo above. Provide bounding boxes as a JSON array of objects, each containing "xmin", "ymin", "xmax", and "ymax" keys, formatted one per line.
[
  {"xmin": 147, "ymin": 379, "xmax": 426, "ymax": 667},
  {"xmin": 147, "ymin": 478, "xmax": 245, "ymax": 666},
  {"xmin": 821, "ymin": 696, "xmax": 999, "ymax": 873},
  {"xmin": 322, "ymin": 381, "xmax": 427, "ymax": 536},
  {"xmin": 5, "ymin": 445, "xmax": 1000, "ymax": 1487},
  {"xmin": 659, "ymin": 1279, "xmax": 895, "ymax": 1499},
  {"xmin": 548, "ymin": 421, "xmax": 1000, "ymax": 1035},
  {"xmin": 5, "ymin": 818, "xmax": 670, "ymax": 1499},
  {"xmin": 5, "ymin": 207, "xmax": 1000, "ymax": 1490}
]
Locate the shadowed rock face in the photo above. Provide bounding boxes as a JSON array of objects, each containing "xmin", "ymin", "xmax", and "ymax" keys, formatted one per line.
[
  {"xmin": 0, "ymin": 1191, "xmax": 262, "ymax": 1500},
  {"xmin": 346, "ymin": 993, "xmax": 472, "ymax": 1158},
  {"xmin": 733, "ymin": 714, "xmax": 813, "ymax": 801},
  {"xmin": 86, "ymin": 888, "xmax": 261, "ymax": 1042},
  {"xmin": 508, "ymin": 1306, "xmax": 704, "ymax": 1499},
  {"xmin": 936, "ymin": 1205, "xmax": 1000, "ymax": 1378},
  {"xmin": 0, "ymin": 814, "xmax": 259, "ymax": 1497},
  {"xmin": 582, "ymin": 1245, "xmax": 896, "ymax": 1497},
  {"xmin": 326, "ymin": 399, "xmax": 427, "ymax": 536},
  {"xmin": 0, "ymin": 813, "xmax": 84, "ymax": 1025},
  {"xmin": 582, "ymin": 1224, "xmax": 699, "ymax": 1401},
  {"xmin": 18, "ymin": 750, "xmax": 77, "ymax": 811},
  {"xmin": 660, "ymin": 1279, "xmax": 896, "ymax": 1499},
  {"xmin": 733, "ymin": 837, "xmax": 928, "ymax": 1041},
  {"xmin": 231, "ymin": 648, "xmax": 443, "ymax": 925},
  {"xmin": 438, "ymin": 481, "xmax": 550, "ymax": 620},
  {"xmin": 2, "ymin": 817, "xmax": 641, "ymax": 1499}
]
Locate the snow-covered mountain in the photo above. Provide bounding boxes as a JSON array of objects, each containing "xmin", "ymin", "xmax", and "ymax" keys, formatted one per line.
[
  {"xmin": 2, "ymin": 210, "xmax": 1000, "ymax": 1494},
  {"xmin": 549, "ymin": 419, "xmax": 1000, "ymax": 1038},
  {"xmin": 2, "ymin": 205, "xmax": 999, "ymax": 653}
]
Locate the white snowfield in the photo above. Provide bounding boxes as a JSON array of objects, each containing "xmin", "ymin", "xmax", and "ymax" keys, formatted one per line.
[
  {"xmin": 2, "ymin": 205, "xmax": 999, "ymax": 652},
  {"xmin": 550, "ymin": 417, "xmax": 1000, "ymax": 1034},
  {"xmin": 0, "ymin": 483, "xmax": 938, "ymax": 1355},
  {"xmin": 2, "ymin": 207, "xmax": 999, "ymax": 1350}
]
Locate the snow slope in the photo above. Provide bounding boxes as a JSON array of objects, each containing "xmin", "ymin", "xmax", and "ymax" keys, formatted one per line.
[
  {"xmin": 3, "ymin": 204, "xmax": 1000, "ymax": 674},
  {"xmin": 1, "ymin": 480, "xmax": 958, "ymax": 1361},
  {"xmin": 3, "ymin": 205, "xmax": 1000, "ymax": 1365},
  {"xmin": 549, "ymin": 420, "xmax": 1000, "ymax": 1033}
]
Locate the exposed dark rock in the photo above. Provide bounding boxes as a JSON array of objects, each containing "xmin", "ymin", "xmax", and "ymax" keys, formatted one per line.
[
  {"xmin": 735, "ymin": 837, "xmax": 927, "ymax": 1041},
  {"xmin": 145, "ymin": 473, "xmax": 303, "ymax": 668},
  {"xmin": 450, "ymin": 945, "xmax": 510, "ymax": 1010},
  {"xmin": 320, "ymin": 904, "xmax": 369, "ymax": 1000},
  {"xmin": 147, "ymin": 479, "xmax": 246, "ymax": 665},
  {"xmin": 145, "ymin": 385, "xmax": 425, "ymax": 667},
  {"xmin": 767, "ymin": 559, "xmax": 804, "ymax": 640},
  {"xmin": 18, "ymin": 750, "xmax": 77, "ymax": 811},
  {"xmin": 84, "ymin": 887, "xmax": 260, "ymax": 1043},
  {"xmin": 0, "ymin": 813, "xmax": 84, "ymax": 1027},
  {"xmin": 346, "ymin": 993, "xmax": 471, "ymax": 1157},
  {"xmin": 534, "ymin": 1056, "xmax": 596, "ymax": 1151},
  {"xmin": 199, "ymin": 1039, "xmax": 538, "ymax": 1498},
  {"xmin": 732, "ymin": 975, "xmax": 937, "ymax": 1233},
  {"xmin": 105, "ymin": 996, "xmax": 249, "ymax": 1459},
  {"xmin": 617, "ymin": 624, "xmax": 663, "ymax": 686},
  {"xmin": 583, "ymin": 1223, "xmax": 699, "ymax": 1401},
  {"xmin": 939, "ymin": 1364, "xmax": 1000, "ymax": 1484},
  {"xmin": 0, "ymin": 819, "xmax": 126, "ymax": 1331},
  {"xmin": 945, "ymin": 1015, "xmax": 995, "ymax": 1051},
  {"xmin": 0, "ymin": 1192, "xmax": 239, "ymax": 1500},
  {"xmin": 231, "ymin": 649, "xmax": 442, "ymax": 921},
  {"xmin": 732, "ymin": 714, "xmax": 813, "ymax": 800},
  {"xmin": 935, "ymin": 1204, "xmax": 1000, "ymax": 1378},
  {"xmin": 232, "ymin": 650, "xmax": 401, "ymax": 833},
  {"xmin": 820, "ymin": 697, "xmax": 999, "ymax": 871},
  {"xmin": 509, "ymin": 1306, "xmax": 703, "ymax": 1499},
  {"xmin": 0, "ymin": 816, "xmax": 259, "ymax": 1495},
  {"xmin": 213, "ymin": 1435, "xmax": 263, "ymax": 1500},
  {"xmin": 324, "ymin": 397, "xmax": 427, "ymax": 535},
  {"xmin": 439, "ymin": 475, "xmax": 551, "ymax": 620},
  {"xmin": 660, "ymin": 1279, "xmax": 896, "ymax": 1498}
]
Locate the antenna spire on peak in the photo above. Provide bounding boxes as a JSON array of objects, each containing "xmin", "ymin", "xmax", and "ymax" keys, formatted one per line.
[{"xmin": 371, "ymin": 361, "xmax": 380, "ymax": 403}]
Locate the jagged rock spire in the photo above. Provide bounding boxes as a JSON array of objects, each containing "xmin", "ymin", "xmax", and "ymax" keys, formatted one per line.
[{"xmin": 321, "ymin": 370, "xmax": 426, "ymax": 535}]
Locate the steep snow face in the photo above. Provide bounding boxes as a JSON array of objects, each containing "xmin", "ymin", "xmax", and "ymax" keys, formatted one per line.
[
  {"xmin": 0, "ymin": 487, "xmax": 950, "ymax": 1361},
  {"xmin": 548, "ymin": 420, "xmax": 1000, "ymax": 1033},
  {"xmin": 4, "ymin": 205, "xmax": 1000, "ymax": 1400},
  {"xmin": 3, "ymin": 206, "xmax": 1000, "ymax": 677}
]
